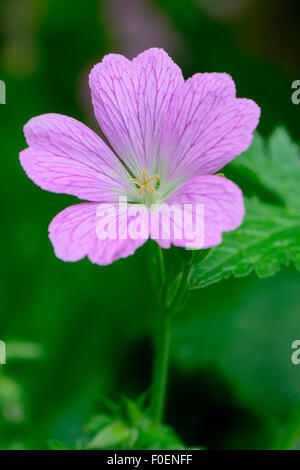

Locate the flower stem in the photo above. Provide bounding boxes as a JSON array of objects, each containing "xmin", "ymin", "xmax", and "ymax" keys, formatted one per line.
[
  {"xmin": 150, "ymin": 246, "xmax": 193, "ymax": 426},
  {"xmin": 150, "ymin": 244, "xmax": 168, "ymax": 425},
  {"xmin": 157, "ymin": 244, "xmax": 166, "ymax": 287},
  {"xmin": 150, "ymin": 309, "xmax": 171, "ymax": 426}
]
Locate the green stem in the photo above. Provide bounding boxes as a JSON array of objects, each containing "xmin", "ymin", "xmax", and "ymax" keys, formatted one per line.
[
  {"xmin": 157, "ymin": 244, "xmax": 166, "ymax": 287},
  {"xmin": 150, "ymin": 246, "xmax": 193, "ymax": 426},
  {"xmin": 150, "ymin": 244, "xmax": 168, "ymax": 425},
  {"xmin": 150, "ymin": 311, "xmax": 171, "ymax": 425}
]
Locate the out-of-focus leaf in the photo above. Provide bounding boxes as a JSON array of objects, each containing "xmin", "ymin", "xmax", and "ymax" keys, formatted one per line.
[
  {"xmin": 48, "ymin": 439, "xmax": 75, "ymax": 450},
  {"xmin": 6, "ymin": 341, "xmax": 43, "ymax": 361},
  {"xmin": 84, "ymin": 414, "xmax": 112, "ymax": 433},
  {"xmin": 121, "ymin": 397, "xmax": 146, "ymax": 427},
  {"xmin": 173, "ymin": 266, "xmax": 300, "ymax": 427},
  {"xmin": 86, "ymin": 421, "xmax": 132, "ymax": 449},
  {"xmin": 272, "ymin": 400, "xmax": 300, "ymax": 450},
  {"xmin": 135, "ymin": 421, "xmax": 198, "ymax": 450},
  {"xmin": 0, "ymin": 373, "xmax": 24, "ymax": 423},
  {"xmin": 84, "ymin": 396, "xmax": 202, "ymax": 450}
]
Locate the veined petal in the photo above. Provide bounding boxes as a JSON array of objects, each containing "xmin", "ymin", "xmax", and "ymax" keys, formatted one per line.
[
  {"xmin": 20, "ymin": 114, "xmax": 132, "ymax": 201},
  {"xmin": 160, "ymin": 73, "xmax": 260, "ymax": 182},
  {"xmin": 49, "ymin": 203, "xmax": 149, "ymax": 266},
  {"xmin": 154, "ymin": 175, "xmax": 245, "ymax": 249},
  {"xmin": 89, "ymin": 48, "xmax": 184, "ymax": 177}
]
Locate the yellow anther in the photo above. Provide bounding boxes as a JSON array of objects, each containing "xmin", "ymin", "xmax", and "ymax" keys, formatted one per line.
[{"xmin": 132, "ymin": 170, "xmax": 159, "ymax": 197}]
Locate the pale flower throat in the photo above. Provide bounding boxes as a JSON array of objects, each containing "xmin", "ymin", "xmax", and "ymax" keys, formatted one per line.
[{"xmin": 129, "ymin": 168, "xmax": 179, "ymax": 207}]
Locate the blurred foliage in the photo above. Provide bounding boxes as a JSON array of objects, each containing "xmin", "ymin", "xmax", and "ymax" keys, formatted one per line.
[
  {"xmin": 49, "ymin": 395, "xmax": 201, "ymax": 450},
  {"xmin": 1, "ymin": 0, "xmax": 300, "ymax": 450},
  {"xmin": 83, "ymin": 397, "xmax": 200, "ymax": 450}
]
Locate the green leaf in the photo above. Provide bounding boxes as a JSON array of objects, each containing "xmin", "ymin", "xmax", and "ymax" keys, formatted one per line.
[
  {"xmin": 172, "ymin": 266, "xmax": 300, "ymax": 445},
  {"xmin": 48, "ymin": 439, "xmax": 75, "ymax": 450},
  {"xmin": 0, "ymin": 373, "xmax": 24, "ymax": 423},
  {"xmin": 84, "ymin": 414, "xmax": 112, "ymax": 433},
  {"xmin": 136, "ymin": 422, "xmax": 191, "ymax": 450},
  {"xmin": 190, "ymin": 198, "xmax": 300, "ymax": 288},
  {"xmin": 190, "ymin": 129, "xmax": 300, "ymax": 289},
  {"xmin": 121, "ymin": 397, "xmax": 145, "ymax": 427},
  {"xmin": 86, "ymin": 421, "xmax": 132, "ymax": 449},
  {"xmin": 232, "ymin": 128, "xmax": 300, "ymax": 208},
  {"xmin": 5, "ymin": 341, "xmax": 43, "ymax": 361},
  {"xmin": 84, "ymin": 396, "xmax": 202, "ymax": 450}
]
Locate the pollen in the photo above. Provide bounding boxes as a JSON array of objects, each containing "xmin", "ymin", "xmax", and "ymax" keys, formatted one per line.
[{"xmin": 132, "ymin": 170, "xmax": 159, "ymax": 197}]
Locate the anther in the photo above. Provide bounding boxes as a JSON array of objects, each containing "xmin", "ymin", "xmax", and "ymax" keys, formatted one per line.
[{"xmin": 132, "ymin": 170, "xmax": 159, "ymax": 197}]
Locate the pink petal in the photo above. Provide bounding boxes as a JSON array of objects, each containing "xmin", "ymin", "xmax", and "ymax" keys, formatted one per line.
[
  {"xmin": 160, "ymin": 73, "xmax": 260, "ymax": 182},
  {"xmin": 49, "ymin": 202, "xmax": 149, "ymax": 266},
  {"xmin": 89, "ymin": 48, "xmax": 184, "ymax": 176},
  {"xmin": 152, "ymin": 175, "xmax": 244, "ymax": 249},
  {"xmin": 20, "ymin": 114, "xmax": 131, "ymax": 201}
]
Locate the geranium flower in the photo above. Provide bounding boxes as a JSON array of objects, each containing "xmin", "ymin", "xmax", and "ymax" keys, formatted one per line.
[{"xmin": 20, "ymin": 48, "xmax": 260, "ymax": 265}]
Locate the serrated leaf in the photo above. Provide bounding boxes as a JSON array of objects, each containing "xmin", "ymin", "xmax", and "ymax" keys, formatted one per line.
[
  {"xmin": 190, "ymin": 199, "xmax": 300, "ymax": 288},
  {"xmin": 190, "ymin": 129, "xmax": 300, "ymax": 289},
  {"xmin": 232, "ymin": 128, "xmax": 300, "ymax": 208}
]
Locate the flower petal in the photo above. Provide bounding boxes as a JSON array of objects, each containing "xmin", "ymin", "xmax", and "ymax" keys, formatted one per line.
[
  {"xmin": 49, "ymin": 202, "xmax": 149, "ymax": 265},
  {"xmin": 153, "ymin": 175, "xmax": 244, "ymax": 249},
  {"xmin": 20, "ymin": 113, "xmax": 132, "ymax": 201},
  {"xmin": 160, "ymin": 73, "xmax": 260, "ymax": 182},
  {"xmin": 89, "ymin": 48, "xmax": 184, "ymax": 177}
]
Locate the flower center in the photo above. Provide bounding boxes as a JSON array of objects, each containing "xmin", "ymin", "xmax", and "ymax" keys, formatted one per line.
[{"xmin": 132, "ymin": 170, "xmax": 159, "ymax": 198}]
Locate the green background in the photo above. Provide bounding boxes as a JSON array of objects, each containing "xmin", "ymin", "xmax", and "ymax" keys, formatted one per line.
[{"xmin": 0, "ymin": 0, "xmax": 300, "ymax": 449}]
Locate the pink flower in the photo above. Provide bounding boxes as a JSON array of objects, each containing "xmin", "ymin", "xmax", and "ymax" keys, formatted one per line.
[{"xmin": 20, "ymin": 48, "xmax": 260, "ymax": 265}]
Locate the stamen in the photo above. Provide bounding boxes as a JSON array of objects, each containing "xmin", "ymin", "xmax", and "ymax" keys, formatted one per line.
[
  {"xmin": 147, "ymin": 175, "xmax": 159, "ymax": 184},
  {"xmin": 132, "ymin": 170, "xmax": 159, "ymax": 197}
]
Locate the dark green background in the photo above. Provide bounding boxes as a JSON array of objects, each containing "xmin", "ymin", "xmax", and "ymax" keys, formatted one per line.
[{"xmin": 1, "ymin": 0, "xmax": 300, "ymax": 449}]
